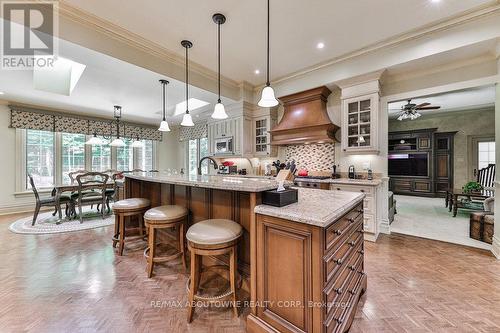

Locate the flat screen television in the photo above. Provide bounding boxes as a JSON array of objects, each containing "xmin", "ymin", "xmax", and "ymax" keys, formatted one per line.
[{"xmin": 388, "ymin": 153, "xmax": 428, "ymax": 177}]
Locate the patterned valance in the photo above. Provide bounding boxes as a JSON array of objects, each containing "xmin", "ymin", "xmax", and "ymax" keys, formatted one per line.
[
  {"xmin": 179, "ymin": 123, "xmax": 208, "ymax": 141},
  {"xmin": 9, "ymin": 106, "xmax": 162, "ymax": 141}
]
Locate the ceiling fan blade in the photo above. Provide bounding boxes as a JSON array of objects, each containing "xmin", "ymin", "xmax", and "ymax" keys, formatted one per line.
[
  {"xmin": 415, "ymin": 102, "xmax": 430, "ymax": 108},
  {"xmin": 416, "ymin": 106, "xmax": 440, "ymax": 110}
]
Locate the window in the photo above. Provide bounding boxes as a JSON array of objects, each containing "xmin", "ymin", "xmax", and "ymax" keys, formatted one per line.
[
  {"xmin": 26, "ymin": 129, "xmax": 54, "ymax": 189},
  {"xmin": 91, "ymin": 136, "xmax": 111, "ymax": 172},
  {"xmin": 136, "ymin": 140, "xmax": 154, "ymax": 171},
  {"xmin": 18, "ymin": 129, "xmax": 157, "ymax": 192},
  {"xmin": 478, "ymin": 141, "xmax": 495, "ymax": 170},
  {"xmin": 187, "ymin": 137, "xmax": 209, "ymax": 176},
  {"xmin": 116, "ymin": 138, "xmax": 134, "ymax": 171},
  {"xmin": 61, "ymin": 133, "xmax": 86, "ymax": 184}
]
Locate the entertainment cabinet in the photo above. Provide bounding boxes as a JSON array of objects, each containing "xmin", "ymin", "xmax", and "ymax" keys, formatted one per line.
[{"xmin": 388, "ymin": 128, "xmax": 456, "ymax": 197}]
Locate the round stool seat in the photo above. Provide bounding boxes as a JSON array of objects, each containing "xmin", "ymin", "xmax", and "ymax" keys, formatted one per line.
[
  {"xmin": 144, "ymin": 205, "xmax": 188, "ymax": 223},
  {"xmin": 187, "ymin": 219, "xmax": 242, "ymax": 246},
  {"xmin": 113, "ymin": 198, "xmax": 150, "ymax": 212}
]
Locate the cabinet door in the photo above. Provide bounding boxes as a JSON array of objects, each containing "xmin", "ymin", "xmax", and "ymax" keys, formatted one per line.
[
  {"xmin": 254, "ymin": 116, "xmax": 270, "ymax": 156},
  {"xmin": 342, "ymin": 93, "xmax": 378, "ymax": 153}
]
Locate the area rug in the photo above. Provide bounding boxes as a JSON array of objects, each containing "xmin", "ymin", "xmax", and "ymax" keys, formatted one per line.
[{"xmin": 9, "ymin": 208, "xmax": 115, "ymax": 235}]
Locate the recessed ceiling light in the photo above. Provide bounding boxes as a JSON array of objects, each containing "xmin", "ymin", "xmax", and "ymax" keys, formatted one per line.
[
  {"xmin": 254, "ymin": 69, "xmax": 260, "ymax": 75},
  {"xmin": 0, "ymin": 91, "xmax": 4, "ymax": 95},
  {"xmin": 174, "ymin": 98, "xmax": 209, "ymax": 116},
  {"xmin": 430, "ymin": 0, "xmax": 440, "ymax": 3},
  {"xmin": 316, "ymin": 42, "xmax": 325, "ymax": 49}
]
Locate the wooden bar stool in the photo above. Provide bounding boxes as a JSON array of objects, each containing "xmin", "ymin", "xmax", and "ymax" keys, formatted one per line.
[
  {"xmin": 186, "ymin": 219, "xmax": 243, "ymax": 323},
  {"xmin": 143, "ymin": 205, "xmax": 189, "ymax": 278},
  {"xmin": 112, "ymin": 198, "xmax": 151, "ymax": 256}
]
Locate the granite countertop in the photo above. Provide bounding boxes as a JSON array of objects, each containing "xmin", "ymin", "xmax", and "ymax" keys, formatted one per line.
[
  {"xmin": 125, "ymin": 172, "xmax": 281, "ymax": 192},
  {"xmin": 254, "ymin": 187, "xmax": 365, "ymax": 228},
  {"xmin": 294, "ymin": 177, "xmax": 382, "ymax": 186}
]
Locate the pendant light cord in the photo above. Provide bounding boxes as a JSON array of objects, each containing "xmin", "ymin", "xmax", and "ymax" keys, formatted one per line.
[
  {"xmin": 185, "ymin": 45, "xmax": 189, "ymax": 114},
  {"xmin": 266, "ymin": 0, "xmax": 270, "ymax": 86},
  {"xmin": 217, "ymin": 21, "xmax": 221, "ymax": 103},
  {"xmin": 162, "ymin": 81, "xmax": 166, "ymax": 121}
]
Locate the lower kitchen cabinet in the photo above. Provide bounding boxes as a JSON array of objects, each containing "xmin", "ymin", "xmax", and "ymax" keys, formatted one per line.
[
  {"xmin": 247, "ymin": 203, "xmax": 366, "ymax": 333},
  {"xmin": 330, "ymin": 183, "xmax": 380, "ymax": 241}
]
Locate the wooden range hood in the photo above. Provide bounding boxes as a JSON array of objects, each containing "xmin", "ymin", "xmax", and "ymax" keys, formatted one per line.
[{"xmin": 270, "ymin": 86, "xmax": 338, "ymax": 145}]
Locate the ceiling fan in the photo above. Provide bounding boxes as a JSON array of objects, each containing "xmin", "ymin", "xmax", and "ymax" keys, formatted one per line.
[{"xmin": 394, "ymin": 99, "xmax": 441, "ymax": 121}]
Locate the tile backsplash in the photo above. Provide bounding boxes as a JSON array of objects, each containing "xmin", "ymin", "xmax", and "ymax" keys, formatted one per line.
[{"xmin": 285, "ymin": 143, "xmax": 335, "ymax": 171}]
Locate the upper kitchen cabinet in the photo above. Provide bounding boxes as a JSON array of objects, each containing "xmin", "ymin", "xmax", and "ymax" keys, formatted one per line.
[
  {"xmin": 208, "ymin": 101, "xmax": 274, "ymax": 157},
  {"xmin": 342, "ymin": 93, "xmax": 379, "ymax": 153},
  {"xmin": 338, "ymin": 72, "xmax": 383, "ymax": 154},
  {"xmin": 252, "ymin": 107, "xmax": 278, "ymax": 156}
]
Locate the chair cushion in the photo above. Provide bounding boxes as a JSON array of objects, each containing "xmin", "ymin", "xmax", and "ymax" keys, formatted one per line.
[
  {"xmin": 39, "ymin": 194, "xmax": 72, "ymax": 205},
  {"xmin": 105, "ymin": 188, "xmax": 115, "ymax": 195},
  {"xmin": 144, "ymin": 205, "xmax": 188, "ymax": 222},
  {"xmin": 113, "ymin": 198, "xmax": 150, "ymax": 211},
  {"xmin": 186, "ymin": 219, "xmax": 243, "ymax": 245}
]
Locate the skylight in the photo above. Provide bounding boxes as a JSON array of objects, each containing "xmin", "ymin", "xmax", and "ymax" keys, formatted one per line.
[
  {"xmin": 174, "ymin": 98, "xmax": 209, "ymax": 116},
  {"xmin": 33, "ymin": 56, "xmax": 86, "ymax": 96}
]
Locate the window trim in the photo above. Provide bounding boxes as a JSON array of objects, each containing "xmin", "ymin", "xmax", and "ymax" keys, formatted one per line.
[
  {"xmin": 186, "ymin": 137, "xmax": 208, "ymax": 176},
  {"xmin": 15, "ymin": 129, "xmax": 158, "ymax": 195}
]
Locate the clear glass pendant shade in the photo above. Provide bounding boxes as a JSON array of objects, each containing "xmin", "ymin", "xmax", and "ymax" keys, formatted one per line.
[{"xmin": 258, "ymin": 85, "xmax": 279, "ymax": 107}]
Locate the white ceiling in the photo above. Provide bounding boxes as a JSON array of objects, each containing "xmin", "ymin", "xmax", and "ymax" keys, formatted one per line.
[
  {"xmin": 0, "ymin": 34, "xmax": 236, "ymax": 126},
  {"xmin": 388, "ymin": 85, "xmax": 496, "ymax": 118},
  {"xmin": 63, "ymin": 0, "xmax": 493, "ymax": 85}
]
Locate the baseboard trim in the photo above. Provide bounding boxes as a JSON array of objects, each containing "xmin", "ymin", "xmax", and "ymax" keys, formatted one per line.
[
  {"xmin": 0, "ymin": 202, "xmax": 44, "ymax": 216},
  {"xmin": 379, "ymin": 218, "xmax": 391, "ymax": 235},
  {"xmin": 492, "ymin": 235, "xmax": 500, "ymax": 259},
  {"xmin": 364, "ymin": 232, "xmax": 378, "ymax": 242}
]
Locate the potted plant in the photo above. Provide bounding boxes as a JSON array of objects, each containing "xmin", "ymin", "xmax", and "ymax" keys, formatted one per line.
[{"xmin": 462, "ymin": 181, "xmax": 483, "ymax": 194}]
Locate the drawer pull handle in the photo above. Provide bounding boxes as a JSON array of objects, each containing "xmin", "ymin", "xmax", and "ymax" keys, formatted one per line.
[
  {"xmin": 336, "ymin": 188, "xmax": 341, "ymax": 190},
  {"xmin": 334, "ymin": 258, "xmax": 343, "ymax": 265},
  {"xmin": 336, "ymin": 318, "xmax": 343, "ymax": 324},
  {"xmin": 333, "ymin": 229, "xmax": 342, "ymax": 236},
  {"xmin": 349, "ymin": 241, "xmax": 356, "ymax": 247},
  {"xmin": 360, "ymin": 189, "xmax": 365, "ymax": 193},
  {"xmin": 357, "ymin": 209, "xmax": 363, "ymax": 213},
  {"xmin": 358, "ymin": 250, "xmax": 364, "ymax": 255},
  {"xmin": 358, "ymin": 230, "xmax": 364, "ymax": 234},
  {"xmin": 334, "ymin": 288, "xmax": 342, "ymax": 295},
  {"xmin": 348, "ymin": 265, "xmax": 356, "ymax": 271},
  {"xmin": 348, "ymin": 218, "xmax": 355, "ymax": 223}
]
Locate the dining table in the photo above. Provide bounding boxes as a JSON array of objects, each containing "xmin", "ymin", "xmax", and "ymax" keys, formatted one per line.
[{"xmin": 51, "ymin": 181, "xmax": 115, "ymax": 221}]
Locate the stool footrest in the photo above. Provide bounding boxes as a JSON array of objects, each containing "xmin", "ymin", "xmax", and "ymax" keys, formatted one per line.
[
  {"xmin": 186, "ymin": 265, "xmax": 242, "ymax": 301},
  {"xmin": 144, "ymin": 246, "xmax": 183, "ymax": 263}
]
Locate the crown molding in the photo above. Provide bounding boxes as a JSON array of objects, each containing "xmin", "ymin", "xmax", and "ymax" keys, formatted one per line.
[
  {"xmin": 255, "ymin": 1, "xmax": 500, "ymax": 91},
  {"xmin": 57, "ymin": 1, "xmax": 240, "ymax": 89}
]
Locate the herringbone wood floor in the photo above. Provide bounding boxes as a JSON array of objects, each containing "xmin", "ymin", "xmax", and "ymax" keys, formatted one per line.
[{"xmin": 1, "ymin": 212, "xmax": 500, "ymax": 332}]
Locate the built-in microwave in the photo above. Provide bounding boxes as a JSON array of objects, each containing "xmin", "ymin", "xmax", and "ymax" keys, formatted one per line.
[{"xmin": 214, "ymin": 136, "xmax": 234, "ymax": 155}]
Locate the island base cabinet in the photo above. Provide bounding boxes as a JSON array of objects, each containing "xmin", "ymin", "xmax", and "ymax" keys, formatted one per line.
[{"xmin": 249, "ymin": 203, "xmax": 366, "ymax": 333}]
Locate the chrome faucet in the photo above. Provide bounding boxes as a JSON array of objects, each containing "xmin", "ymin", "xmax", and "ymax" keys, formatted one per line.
[{"xmin": 198, "ymin": 156, "xmax": 218, "ymax": 175}]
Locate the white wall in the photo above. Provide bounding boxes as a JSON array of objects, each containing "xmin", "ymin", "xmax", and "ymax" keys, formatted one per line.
[{"xmin": 156, "ymin": 127, "xmax": 186, "ymax": 172}]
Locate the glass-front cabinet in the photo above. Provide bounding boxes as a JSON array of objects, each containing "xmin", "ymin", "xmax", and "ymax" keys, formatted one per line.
[
  {"xmin": 253, "ymin": 115, "xmax": 277, "ymax": 156},
  {"xmin": 342, "ymin": 93, "xmax": 379, "ymax": 153}
]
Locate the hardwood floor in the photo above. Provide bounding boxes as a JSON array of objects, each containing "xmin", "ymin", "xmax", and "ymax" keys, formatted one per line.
[{"xmin": 1, "ymin": 212, "xmax": 499, "ymax": 332}]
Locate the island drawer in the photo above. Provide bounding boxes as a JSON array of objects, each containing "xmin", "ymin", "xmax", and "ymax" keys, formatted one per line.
[
  {"xmin": 325, "ymin": 203, "xmax": 363, "ymax": 252},
  {"xmin": 324, "ymin": 221, "xmax": 363, "ymax": 283},
  {"xmin": 324, "ymin": 239, "xmax": 363, "ymax": 317},
  {"xmin": 331, "ymin": 184, "xmax": 374, "ymax": 196}
]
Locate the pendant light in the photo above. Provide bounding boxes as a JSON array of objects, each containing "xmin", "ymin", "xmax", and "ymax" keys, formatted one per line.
[
  {"xmin": 110, "ymin": 105, "xmax": 126, "ymax": 147},
  {"xmin": 85, "ymin": 120, "xmax": 103, "ymax": 145},
  {"xmin": 158, "ymin": 79, "xmax": 171, "ymax": 131},
  {"xmin": 131, "ymin": 128, "xmax": 143, "ymax": 148},
  {"xmin": 211, "ymin": 13, "xmax": 228, "ymax": 119},
  {"xmin": 181, "ymin": 40, "xmax": 195, "ymax": 127},
  {"xmin": 258, "ymin": 0, "xmax": 279, "ymax": 108}
]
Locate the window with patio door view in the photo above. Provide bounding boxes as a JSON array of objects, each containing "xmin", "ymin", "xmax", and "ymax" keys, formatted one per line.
[
  {"xmin": 20, "ymin": 129, "xmax": 157, "ymax": 190},
  {"xmin": 26, "ymin": 129, "xmax": 54, "ymax": 189},
  {"xmin": 188, "ymin": 138, "xmax": 209, "ymax": 176},
  {"xmin": 478, "ymin": 141, "xmax": 495, "ymax": 170}
]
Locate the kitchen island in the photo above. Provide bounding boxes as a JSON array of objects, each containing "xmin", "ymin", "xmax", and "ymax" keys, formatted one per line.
[{"xmin": 124, "ymin": 172, "xmax": 366, "ymax": 333}]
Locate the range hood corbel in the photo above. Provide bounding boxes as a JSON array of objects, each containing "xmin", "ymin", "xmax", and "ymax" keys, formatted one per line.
[{"xmin": 270, "ymin": 86, "xmax": 338, "ymax": 145}]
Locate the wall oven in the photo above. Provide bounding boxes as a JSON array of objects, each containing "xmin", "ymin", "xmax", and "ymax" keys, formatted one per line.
[{"xmin": 214, "ymin": 136, "xmax": 234, "ymax": 155}]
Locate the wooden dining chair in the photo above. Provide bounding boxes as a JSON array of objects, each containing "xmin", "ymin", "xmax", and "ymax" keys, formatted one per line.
[
  {"xmin": 68, "ymin": 170, "xmax": 88, "ymax": 184},
  {"xmin": 75, "ymin": 172, "xmax": 109, "ymax": 223},
  {"xmin": 28, "ymin": 174, "xmax": 72, "ymax": 226}
]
